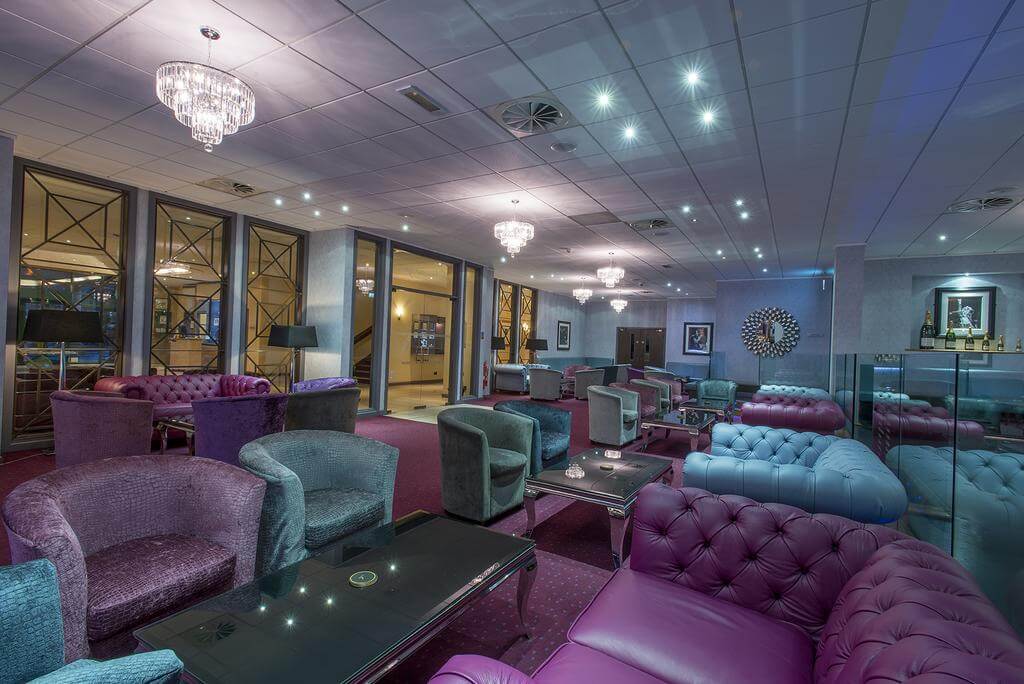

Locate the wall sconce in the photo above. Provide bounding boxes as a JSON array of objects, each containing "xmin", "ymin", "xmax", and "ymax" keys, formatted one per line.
[{"xmin": 394, "ymin": 304, "xmax": 404, "ymax": 320}]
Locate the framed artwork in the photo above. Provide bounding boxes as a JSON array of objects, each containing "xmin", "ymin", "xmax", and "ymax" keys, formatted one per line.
[
  {"xmin": 556, "ymin": 320, "xmax": 571, "ymax": 350},
  {"xmin": 934, "ymin": 286, "xmax": 996, "ymax": 338},
  {"xmin": 683, "ymin": 322, "xmax": 713, "ymax": 355}
]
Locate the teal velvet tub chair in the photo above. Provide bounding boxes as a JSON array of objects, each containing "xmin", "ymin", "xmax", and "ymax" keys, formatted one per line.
[
  {"xmin": 493, "ymin": 399, "xmax": 571, "ymax": 474},
  {"xmin": 0, "ymin": 559, "xmax": 182, "ymax": 684},
  {"xmin": 239, "ymin": 430, "xmax": 399, "ymax": 576},
  {"xmin": 437, "ymin": 407, "xmax": 533, "ymax": 523}
]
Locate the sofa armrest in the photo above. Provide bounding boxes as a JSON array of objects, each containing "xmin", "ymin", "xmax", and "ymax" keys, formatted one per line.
[
  {"xmin": 93, "ymin": 376, "xmax": 145, "ymax": 400},
  {"xmin": 601, "ymin": 385, "xmax": 639, "ymax": 412},
  {"xmin": 219, "ymin": 374, "xmax": 272, "ymax": 397},
  {"xmin": 238, "ymin": 443, "xmax": 309, "ymax": 576},
  {"xmin": 429, "ymin": 655, "xmax": 535, "ymax": 684},
  {"xmin": 183, "ymin": 461, "xmax": 267, "ymax": 587},
  {"xmin": 0, "ymin": 559, "xmax": 65, "ymax": 682}
]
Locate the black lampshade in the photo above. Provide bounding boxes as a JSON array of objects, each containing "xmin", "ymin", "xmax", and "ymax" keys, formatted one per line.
[
  {"xmin": 490, "ymin": 336, "xmax": 506, "ymax": 351},
  {"xmin": 524, "ymin": 338, "xmax": 548, "ymax": 351},
  {"xmin": 23, "ymin": 310, "xmax": 103, "ymax": 343},
  {"xmin": 268, "ymin": 325, "xmax": 318, "ymax": 349}
]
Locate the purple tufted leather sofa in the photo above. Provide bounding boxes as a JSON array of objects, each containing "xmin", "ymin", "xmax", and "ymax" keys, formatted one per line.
[
  {"xmin": 429, "ymin": 485, "xmax": 1024, "ymax": 683},
  {"xmin": 741, "ymin": 387, "xmax": 846, "ymax": 433},
  {"xmin": 872, "ymin": 401, "xmax": 985, "ymax": 457},
  {"xmin": 2, "ymin": 455, "xmax": 265, "ymax": 661},
  {"xmin": 94, "ymin": 373, "xmax": 270, "ymax": 420}
]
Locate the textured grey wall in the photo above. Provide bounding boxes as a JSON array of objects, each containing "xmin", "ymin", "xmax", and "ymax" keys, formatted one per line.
[
  {"xmin": 583, "ymin": 299, "xmax": 667, "ymax": 360},
  {"xmin": 534, "ymin": 290, "xmax": 588, "ymax": 361},
  {"xmin": 666, "ymin": 298, "xmax": 715, "ymax": 368}
]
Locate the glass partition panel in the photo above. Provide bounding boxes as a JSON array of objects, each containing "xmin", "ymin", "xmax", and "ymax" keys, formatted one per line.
[
  {"xmin": 12, "ymin": 167, "xmax": 126, "ymax": 443},
  {"xmin": 462, "ymin": 266, "xmax": 478, "ymax": 397},
  {"xmin": 757, "ymin": 352, "xmax": 830, "ymax": 390},
  {"xmin": 151, "ymin": 201, "xmax": 228, "ymax": 375},
  {"xmin": 495, "ymin": 282, "xmax": 514, "ymax": 364},
  {"xmin": 518, "ymin": 286, "xmax": 536, "ymax": 364},
  {"xmin": 353, "ymin": 239, "xmax": 378, "ymax": 410},
  {"xmin": 244, "ymin": 224, "xmax": 303, "ymax": 392}
]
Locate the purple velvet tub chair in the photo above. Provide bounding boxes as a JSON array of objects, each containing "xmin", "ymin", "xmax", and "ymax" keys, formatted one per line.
[
  {"xmin": 429, "ymin": 485, "xmax": 1024, "ymax": 684},
  {"xmin": 50, "ymin": 390, "xmax": 154, "ymax": 468},
  {"xmin": 2, "ymin": 455, "xmax": 266, "ymax": 661},
  {"xmin": 193, "ymin": 393, "xmax": 288, "ymax": 465}
]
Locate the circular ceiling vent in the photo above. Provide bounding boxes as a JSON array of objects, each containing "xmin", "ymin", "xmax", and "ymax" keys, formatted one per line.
[
  {"xmin": 946, "ymin": 197, "xmax": 1016, "ymax": 213},
  {"xmin": 629, "ymin": 218, "xmax": 673, "ymax": 231},
  {"xmin": 500, "ymin": 99, "xmax": 564, "ymax": 134},
  {"xmin": 550, "ymin": 142, "xmax": 577, "ymax": 153}
]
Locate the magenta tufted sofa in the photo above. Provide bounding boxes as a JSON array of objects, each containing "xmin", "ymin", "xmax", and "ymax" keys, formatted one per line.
[
  {"xmin": 94, "ymin": 373, "xmax": 270, "ymax": 420},
  {"xmin": 429, "ymin": 485, "xmax": 1024, "ymax": 683},
  {"xmin": 872, "ymin": 401, "xmax": 985, "ymax": 457},
  {"xmin": 741, "ymin": 389, "xmax": 846, "ymax": 433},
  {"xmin": 2, "ymin": 455, "xmax": 265, "ymax": 661}
]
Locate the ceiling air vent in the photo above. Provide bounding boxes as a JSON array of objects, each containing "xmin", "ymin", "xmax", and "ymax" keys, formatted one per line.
[
  {"xmin": 489, "ymin": 94, "xmax": 576, "ymax": 138},
  {"xmin": 629, "ymin": 218, "xmax": 673, "ymax": 231},
  {"xmin": 197, "ymin": 177, "xmax": 261, "ymax": 197},
  {"xmin": 396, "ymin": 85, "xmax": 445, "ymax": 113},
  {"xmin": 945, "ymin": 196, "xmax": 1016, "ymax": 213}
]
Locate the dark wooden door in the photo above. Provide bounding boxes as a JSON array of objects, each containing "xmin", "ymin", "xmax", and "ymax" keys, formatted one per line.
[{"xmin": 615, "ymin": 327, "xmax": 666, "ymax": 368}]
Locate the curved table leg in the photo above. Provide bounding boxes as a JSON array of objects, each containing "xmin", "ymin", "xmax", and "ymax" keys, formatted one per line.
[{"xmin": 517, "ymin": 557, "xmax": 537, "ymax": 638}]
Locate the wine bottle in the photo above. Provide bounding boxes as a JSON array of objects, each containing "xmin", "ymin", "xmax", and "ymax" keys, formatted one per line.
[
  {"xmin": 918, "ymin": 311, "xmax": 935, "ymax": 349},
  {"xmin": 944, "ymin": 326, "xmax": 956, "ymax": 350},
  {"xmin": 998, "ymin": 334, "xmax": 1006, "ymax": 352},
  {"xmin": 982, "ymin": 331, "xmax": 991, "ymax": 351},
  {"xmin": 964, "ymin": 328, "xmax": 975, "ymax": 350}
]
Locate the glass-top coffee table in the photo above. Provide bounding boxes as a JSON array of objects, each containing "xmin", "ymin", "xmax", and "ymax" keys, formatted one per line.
[
  {"xmin": 639, "ymin": 409, "xmax": 716, "ymax": 456},
  {"xmin": 157, "ymin": 417, "xmax": 196, "ymax": 455},
  {"xmin": 679, "ymin": 398, "xmax": 735, "ymax": 422},
  {"xmin": 524, "ymin": 448, "xmax": 672, "ymax": 568},
  {"xmin": 134, "ymin": 513, "xmax": 536, "ymax": 683}
]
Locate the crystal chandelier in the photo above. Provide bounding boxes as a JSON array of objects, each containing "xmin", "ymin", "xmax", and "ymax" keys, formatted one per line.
[
  {"xmin": 572, "ymin": 277, "xmax": 592, "ymax": 304},
  {"xmin": 596, "ymin": 253, "xmax": 624, "ymax": 288},
  {"xmin": 493, "ymin": 199, "xmax": 534, "ymax": 257},
  {"xmin": 355, "ymin": 278, "xmax": 374, "ymax": 295},
  {"xmin": 154, "ymin": 260, "xmax": 191, "ymax": 276},
  {"xmin": 156, "ymin": 27, "xmax": 256, "ymax": 152},
  {"xmin": 610, "ymin": 297, "xmax": 628, "ymax": 313}
]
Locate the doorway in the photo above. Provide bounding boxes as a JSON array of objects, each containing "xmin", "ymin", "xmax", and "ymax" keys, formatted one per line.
[
  {"xmin": 387, "ymin": 249, "xmax": 454, "ymax": 413},
  {"xmin": 616, "ymin": 327, "xmax": 666, "ymax": 368}
]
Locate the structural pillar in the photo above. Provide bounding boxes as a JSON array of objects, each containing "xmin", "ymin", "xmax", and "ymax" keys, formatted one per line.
[
  {"xmin": 830, "ymin": 243, "xmax": 866, "ymax": 391},
  {"xmin": 304, "ymin": 227, "xmax": 354, "ymax": 382},
  {"xmin": 0, "ymin": 133, "xmax": 15, "ymax": 439}
]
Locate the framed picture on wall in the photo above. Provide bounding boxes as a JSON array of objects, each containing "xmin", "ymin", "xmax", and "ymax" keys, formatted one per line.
[
  {"xmin": 935, "ymin": 286, "xmax": 996, "ymax": 338},
  {"xmin": 557, "ymin": 320, "xmax": 571, "ymax": 350},
  {"xmin": 683, "ymin": 322, "xmax": 713, "ymax": 355}
]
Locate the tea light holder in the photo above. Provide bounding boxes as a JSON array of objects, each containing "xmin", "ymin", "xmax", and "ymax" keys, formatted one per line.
[{"xmin": 565, "ymin": 463, "xmax": 585, "ymax": 479}]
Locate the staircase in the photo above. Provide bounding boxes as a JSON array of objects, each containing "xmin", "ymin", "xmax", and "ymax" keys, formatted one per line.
[
  {"xmin": 353, "ymin": 325, "xmax": 373, "ymax": 385},
  {"xmin": 353, "ymin": 354, "xmax": 372, "ymax": 385}
]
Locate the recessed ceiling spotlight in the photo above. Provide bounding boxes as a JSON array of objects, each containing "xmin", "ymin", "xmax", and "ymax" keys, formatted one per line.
[
  {"xmin": 753, "ymin": 246, "xmax": 760, "ymax": 252},
  {"xmin": 549, "ymin": 273, "xmax": 555, "ymax": 278},
  {"xmin": 681, "ymin": 205, "xmax": 692, "ymax": 214},
  {"xmin": 623, "ymin": 126, "xmax": 636, "ymax": 140},
  {"xmin": 721, "ymin": 256, "xmax": 726, "ymax": 260},
  {"xmin": 596, "ymin": 91, "xmax": 612, "ymax": 108},
  {"xmin": 676, "ymin": 287, "xmax": 681, "ymax": 292},
  {"xmin": 685, "ymin": 69, "xmax": 701, "ymax": 86},
  {"xmin": 964, "ymin": 272, "xmax": 971, "ymax": 277},
  {"xmin": 701, "ymin": 109, "xmax": 715, "ymax": 125},
  {"xmin": 401, "ymin": 223, "xmax": 409, "ymax": 231},
  {"xmin": 757, "ymin": 253, "xmax": 763, "ymax": 259},
  {"xmin": 302, "ymin": 191, "xmax": 311, "ymax": 200},
  {"xmin": 740, "ymin": 211, "xmax": 750, "ymax": 220},
  {"xmin": 274, "ymin": 197, "xmax": 283, "ymax": 206},
  {"xmin": 529, "ymin": 274, "xmax": 534, "ymax": 278},
  {"xmin": 666, "ymin": 282, "xmax": 672, "ymax": 286},
  {"xmin": 734, "ymin": 199, "xmax": 744, "ymax": 207},
  {"xmin": 690, "ymin": 218, "xmax": 697, "ymax": 223},
  {"xmin": 715, "ymin": 249, "xmax": 723, "ymax": 255},
  {"xmin": 550, "ymin": 141, "xmax": 577, "ymax": 153},
  {"xmin": 341, "ymin": 204, "xmax": 349, "ymax": 213},
  {"xmin": 762, "ymin": 267, "xmax": 768, "ymax": 272},
  {"xmin": 500, "ymin": 256, "xmax": 507, "ymax": 263},
  {"xmin": 559, "ymin": 276, "xmax": 564, "ymax": 281},
  {"xmin": 938, "ymin": 234, "xmax": 947, "ymax": 241},
  {"xmin": 313, "ymin": 210, "xmax": 320, "ymax": 217}
]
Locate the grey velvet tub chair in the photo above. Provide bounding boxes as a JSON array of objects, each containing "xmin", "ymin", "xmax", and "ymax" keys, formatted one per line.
[
  {"xmin": 284, "ymin": 384, "xmax": 360, "ymax": 433},
  {"xmin": 588, "ymin": 385, "xmax": 639, "ymax": 446},
  {"xmin": 632, "ymin": 378, "xmax": 672, "ymax": 412},
  {"xmin": 239, "ymin": 430, "xmax": 399, "ymax": 576},
  {"xmin": 436, "ymin": 407, "xmax": 533, "ymax": 523},
  {"xmin": 574, "ymin": 368, "xmax": 606, "ymax": 400},
  {"xmin": 528, "ymin": 367, "xmax": 563, "ymax": 401}
]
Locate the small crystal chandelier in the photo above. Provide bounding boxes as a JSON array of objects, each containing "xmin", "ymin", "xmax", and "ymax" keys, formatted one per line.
[
  {"xmin": 610, "ymin": 294, "xmax": 628, "ymax": 313},
  {"xmin": 493, "ymin": 199, "xmax": 535, "ymax": 257},
  {"xmin": 572, "ymin": 277, "xmax": 593, "ymax": 305},
  {"xmin": 597, "ymin": 253, "xmax": 625, "ymax": 288},
  {"xmin": 156, "ymin": 26, "xmax": 256, "ymax": 152},
  {"xmin": 154, "ymin": 260, "xmax": 191, "ymax": 276},
  {"xmin": 355, "ymin": 278, "xmax": 374, "ymax": 295}
]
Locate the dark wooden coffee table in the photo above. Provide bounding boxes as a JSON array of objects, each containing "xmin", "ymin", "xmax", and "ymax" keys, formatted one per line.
[{"xmin": 523, "ymin": 448, "xmax": 672, "ymax": 568}]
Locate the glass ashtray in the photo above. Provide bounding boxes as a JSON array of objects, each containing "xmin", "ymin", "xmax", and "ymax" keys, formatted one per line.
[
  {"xmin": 604, "ymin": 449, "xmax": 621, "ymax": 459},
  {"xmin": 565, "ymin": 463, "xmax": 585, "ymax": 479}
]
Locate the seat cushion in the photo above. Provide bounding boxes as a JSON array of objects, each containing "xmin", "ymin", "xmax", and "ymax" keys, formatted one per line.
[
  {"xmin": 535, "ymin": 643, "xmax": 664, "ymax": 684},
  {"xmin": 153, "ymin": 402, "xmax": 193, "ymax": 420},
  {"xmin": 568, "ymin": 569, "xmax": 813, "ymax": 684},
  {"xmin": 621, "ymin": 409, "xmax": 638, "ymax": 423},
  {"xmin": 639, "ymin": 403, "xmax": 657, "ymax": 418},
  {"xmin": 539, "ymin": 431, "xmax": 570, "ymax": 461},
  {"xmin": 86, "ymin": 534, "xmax": 235, "ymax": 641},
  {"xmin": 488, "ymin": 447, "xmax": 528, "ymax": 479},
  {"xmin": 304, "ymin": 488, "xmax": 385, "ymax": 549}
]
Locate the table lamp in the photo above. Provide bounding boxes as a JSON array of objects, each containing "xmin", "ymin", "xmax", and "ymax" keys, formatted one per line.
[
  {"xmin": 269, "ymin": 324, "xmax": 318, "ymax": 389},
  {"xmin": 524, "ymin": 338, "xmax": 547, "ymax": 363},
  {"xmin": 22, "ymin": 310, "xmax": 104, "ymax": 391}
]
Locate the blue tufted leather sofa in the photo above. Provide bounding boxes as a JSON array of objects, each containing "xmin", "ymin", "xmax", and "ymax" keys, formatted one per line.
[
  {"xmin": 755, "ymin": 384, "xmax": 832, "ymax": 402},
  {"xmin": 684, "ymin": 424, "xmax": 908, "ymax": 523},
  {"xmin": 885, "ymin": 444, "xmax": 1024, "ymax": 629}
]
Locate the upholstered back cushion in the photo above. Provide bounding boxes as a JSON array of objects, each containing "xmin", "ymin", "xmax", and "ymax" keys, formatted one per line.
[
  {"xmin": 873, "ymin": 401, "xmax": 948, "ymax": 418},
  {"xmin": 711, "ymin": 424, "xmax": 837, "ymax": 466},
  {"xmin": 629, "ymin": 485, "xmax": 904, "ymax": 640},
  {"xmin": 755, "ymin": 385, "xmax": 831, "ymax": 403},
  {"xmin": 291, "ymin": 376, "xmax": 356, "ymax": 392},
  {"xmin": 698, "ymin": 379, "xmax": 737, "ymax": 403},
  {"xmin": 814, "ymin": 539, "xmax": 1024, "ymax": 682},
  {"xmin": 94, "ymin": 374, "xmax": 270, "ymax": 404}
]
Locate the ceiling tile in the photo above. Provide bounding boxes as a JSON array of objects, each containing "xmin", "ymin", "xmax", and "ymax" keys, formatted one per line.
[
  {"xmin": 662, "ymin": 89, "xmax": 753, "ymax": 139},
  {"xmin": 586, "ymin": 110, "xmax": 674, "ymax": 151},
  {"xmin": 734, "ymin": 0, "xmax": 865, "ymax": 36},
  {"xmin": 236, "ymin": 47, "xmax": 357, "ymax": 108},
  {"xmin": 519, "ymin": 126, "xmax": 604, "ymax": 161},
  {"xmin": 969, "ymin": 26, "xmax": 1024, "ymax": 84},
  {"xmin": 377, "ymin": 152, "xmax": 491, "ymax": 185},
  {"xmin": 12, "ymin": 133, "xmax": 62, "ymax": 157},
  {"xmin": 293, "ymin": 16, "xmax": 422, "ymax": 89},
  {"xmin": 741, "ymin": 6, "xmax": 866, "ymax": 85},
  {"xmin": 418, "ymin": 174, "xmax": 519, "ymax": 201},
  {"xmin": 215, "ymin": 0, "xmax": 351, "ymax": 43},
  {"xmin": 363, "ymin": 0, "xmax": 500, "ymax": 67},
  {"xmin": 465, "ymin": 140, "xmax": 545, "ymax": 171},
  {"xmin": 509, "ymin": 11, "xmax": 631, "ymax": 89},
  {"xmin": 94, "ymin": 123, "xmax": 187, "ymax": 156},
  {"xmin": 0, "ymin": 9, "xmax": 79, "ymax": 66},
  {"xmin": 266, "ymin": 109, "xmax": 364, "ymax": 148},
  {"xmin": 861, "ymin": 0, "xmax": 1006, "ymax": 62},
  {"xmin": 553, "ymin": 69, "xmax": 656, "ymax": 125},
  {"xmin": 315, "ymin": 92, "xmax": 414, "ymax": 137},
  {"xmin": 423, "ymin": 110, "xmax": 513, "ymax": 149},
  {"xmin": 0, "ymin": 0, "xmax": 122, "ymax": 42},
  {"xmin": 551, "ymin": 152, "xmax": 620, "ymax": 181},
  {"xmin": 431, "ymin": 45, "xmax": 544, "ymax": 108},
  {"xmin": 750, "ymin": 67, "xmax": 854, "ymax": 122},
  {"xmin": 0, "ymin": 49, "xmax": 47, "ymax": 89},
  {"xmin": 53, "ymin": 47, "xmax": 157, "ymax": 105},
  {"xmin": 501, "ymin": 164, "xmax": 568, "ymax": 188},
  {"xmin": 853, "ymin": 39, "xmax": 983, "ymax": 105},
  {"xmin": 44, "ymin": 146, "xmax": 131, "ymax": 175},
  {"xmin": 637, "ymin": 42, "xmax": 746, "ymax": 107},
  {"xmin": 90, "ymin": 18, "xmax": 205, "ymax": 73},
  {"xmin": 27, "ymin": 72, "xmax": 147, "ymax": 120},
  {"xmin": 604, "ymin": 0, "xmax": 735, "ymax": 65},
  {"xmin": 368, "ymin": 70, "xmax": 474, "ymax": 123},
  {"xmin": 466, "ymin": 0, "xmax": 597, "ymax": 41},
  {"xmin": 3, "ymin": 92, "xmax": 111, "ymax": 134},
  {"xmin": 374, "ymin": 126, "xmax": 458, "ymax": 162}
]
